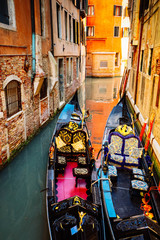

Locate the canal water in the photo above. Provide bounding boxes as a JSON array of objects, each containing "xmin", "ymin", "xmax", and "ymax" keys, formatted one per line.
[{"xmin": 0, "ymin": 77, "xmax": 121, "ymax": 240}]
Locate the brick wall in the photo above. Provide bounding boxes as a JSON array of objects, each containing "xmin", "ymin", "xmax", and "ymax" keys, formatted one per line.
[{"xmin": 0, "ymin": 54, "xmax": 81, "ymax": 165}]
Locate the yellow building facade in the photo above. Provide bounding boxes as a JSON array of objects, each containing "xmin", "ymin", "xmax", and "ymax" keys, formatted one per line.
[{"xmin": 127, "ymin": 0, "xmax": 160, "ymax": 176}]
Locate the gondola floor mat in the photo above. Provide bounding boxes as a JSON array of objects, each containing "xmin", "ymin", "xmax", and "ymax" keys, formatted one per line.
[{"xmin": 56, "ymin": 162, "xmax": 87, "ymax": 201}]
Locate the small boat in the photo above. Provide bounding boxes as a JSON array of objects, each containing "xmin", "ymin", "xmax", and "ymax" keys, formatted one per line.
[
  {"xmin": 98, "ymin": 94, "xmax": 160, "ymax": 239},
  {"xmin": 46, "ymin": 91, "xmax": 106, "ymax": 240}
]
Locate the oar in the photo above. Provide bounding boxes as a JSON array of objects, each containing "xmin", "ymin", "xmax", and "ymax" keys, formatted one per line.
[{"xmin": 40, "ymin": 187, "xmax": 49, "ymax": 193}]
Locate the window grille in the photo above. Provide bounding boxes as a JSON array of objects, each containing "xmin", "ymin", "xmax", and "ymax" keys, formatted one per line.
[{"xmin": 5, "ymin": 80, "xmax": 22, "ymax": 118}]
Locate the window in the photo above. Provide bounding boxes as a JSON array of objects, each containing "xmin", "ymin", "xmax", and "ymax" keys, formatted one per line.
[
  {"xmin": 114, "ymin": 26, "xmax": 119, "ymax": 37},
  {"xmin": 5, "ymin": 80, "xmax": 22, "ymax": 118},
  {"xmin": 56, "ymin": 3, "xmax": 61, "ymax": 39},
  {"xmin": 86, "ymin": 26, "xmax": 95, "ymax": 37},
  {"xmin": 76, "ymin": 21, "xmax": 79, "ymax": 44},
  {"xmin": 66, "ymin": 58, "xmax": 73, "ymax": 85},
  {"xmin": 0, "ymin": 0, "xmax": 9, "ymax": 24},
  {"xmin": 69, "ymin": 15, "xmax": 72, "ymax": 42},
  {"xmin": 148, "ymin": 48, "xmax": 153, "ymax": 75},
  {"xmin": 88, "ymin": 5, "xmax": 94, "ymax": 16},
  {"xmin": 113, "ymin": 5, "xmax": 122, "ymax": 16},
  {"xmin": 115, "ymin": 53, "xmax": 119, "ymax": 66},
  {"xmin": 100, "ymin": 61, "xmax": 108, "ymax": 68},
  {"xmin": 0, "ymin": 0, "xmax": 16, "ymax": 30},
  {"xmin": 122, "ymin": 27, "xmax": 129, "ymax": 37},
  {"xmin": 73, "ymin": 19, "xmax": 76, "ymax": 43},
  {"xmin": 40, "ymin": 78, "xmax": 48, "ymax": 99},
  {"xmin": 139, "ymin": 0, "xmax": 149, "ymax": 19},
  {"xmin": 140, "ymin": 76, "xmax": 145, "ymax": 103},
  {"xmin": 140, "ymin": 50, "xmax": 144, "ymax": 72},
  {"xmin": 65, "ymin": 11, "xmax": 68, "ymax": 41}
]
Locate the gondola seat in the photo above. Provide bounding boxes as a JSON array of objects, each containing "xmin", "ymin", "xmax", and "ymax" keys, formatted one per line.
[
  {"xmin": 73, "ymin": 167, "xmax": 90, "ymax": 187},
  {"xmin": 130, "ymin": 179, "xmax": 149, "ymax": 196},
  {"xmin": 57, "ymin": 156, "xmax": 67, "ymax": 167},
  {"xmin": 108, "ymin": 165, "xmax": 117, "ymax": 182},
  {"xmin": 131, "ymin": 168, "xmax": 145, "ymax": 181},
  {"xmin": 107, "ymin": 132, "xmax": 143, "ymax": 170},
  {"xmin": 77, "ymin": 156, "xmax": 88, "ymax": 167}
]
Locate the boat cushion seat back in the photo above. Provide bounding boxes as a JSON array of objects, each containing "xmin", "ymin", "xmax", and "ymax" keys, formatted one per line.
[
  {"xmin": 110, "ymin": 154, "xmax": 124, "ymax": 163},
  {"xmin": 56, "ymin": 129, "xmax": 72, "ymax": 153},
  {"xmin": 109, "ymin": 135, "xmax": 123, "ymax": 154},
  {"xmin": 108, "ymin": 132, "xmax": 141, "ymax": 169},
  {"xmin": 72, "ymin": 130, "xmax": 86, "ymax": 153}
]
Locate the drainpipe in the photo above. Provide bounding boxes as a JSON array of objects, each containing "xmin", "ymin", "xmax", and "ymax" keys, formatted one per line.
[
  {"xmin": 31, "ymin": 0, "xmax": 36, "ymax": 82},
  {"xmin": 49, "ymin": 0, "xmax": 54, "ymax": 55},
  {"xmin": 134, "ymin": 17, "xmax": 143, "ymax": 104}
]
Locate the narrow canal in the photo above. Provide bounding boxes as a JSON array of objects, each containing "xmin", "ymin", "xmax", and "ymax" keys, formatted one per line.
[{"xmin": 0, "ymin": 77, "xmax": 121, "ymax": 240}]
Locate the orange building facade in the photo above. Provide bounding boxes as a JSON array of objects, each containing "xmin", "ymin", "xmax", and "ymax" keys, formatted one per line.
[{"xmin": 86, "ymin": 0, "xmax": 123, "ymax": 77}]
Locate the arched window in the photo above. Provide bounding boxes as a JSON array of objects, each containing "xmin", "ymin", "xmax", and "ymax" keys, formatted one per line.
[{"xmin": 5, "ymin": 80, "xmax": 22, "ymax": 117}]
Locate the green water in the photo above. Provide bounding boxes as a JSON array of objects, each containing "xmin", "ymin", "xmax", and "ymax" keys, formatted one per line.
[{"xmin": 0, "ymin": 115, "xmax": 59, "ymax": 240}]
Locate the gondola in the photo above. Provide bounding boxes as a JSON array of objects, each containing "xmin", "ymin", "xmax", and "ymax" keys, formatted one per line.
[
  {"xmin": 98, "ymin": 93, "xmax": 160, "ymax": 239},
  {"xmin": 46, "ymin": 91, "xmax": 106, "ymax": 240}
]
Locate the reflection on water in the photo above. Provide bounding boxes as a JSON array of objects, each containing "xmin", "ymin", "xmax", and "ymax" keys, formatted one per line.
[
  {"xmin": 85, "ymin": 77, "xmax": 121, "ymax": 166},
  {"xmin": 0, "ymin": 77, "xmax": 121, "ymax": 240},
  {"xmin": 0, "ymin": 115, "xmax": 59, "ymax": 240}
]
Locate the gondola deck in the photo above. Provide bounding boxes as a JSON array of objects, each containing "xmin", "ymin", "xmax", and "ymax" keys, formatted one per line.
[
  {"xmin": 111, "ymin": 170, "xmax": 143, "ymax": 219},
  {"xmin": 46, "ymin": 91, "xmax": 106, "ymax": 240},
  {"xmin": 99, "ymin": 94, "xmax": 160, "ymax": 239}
]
